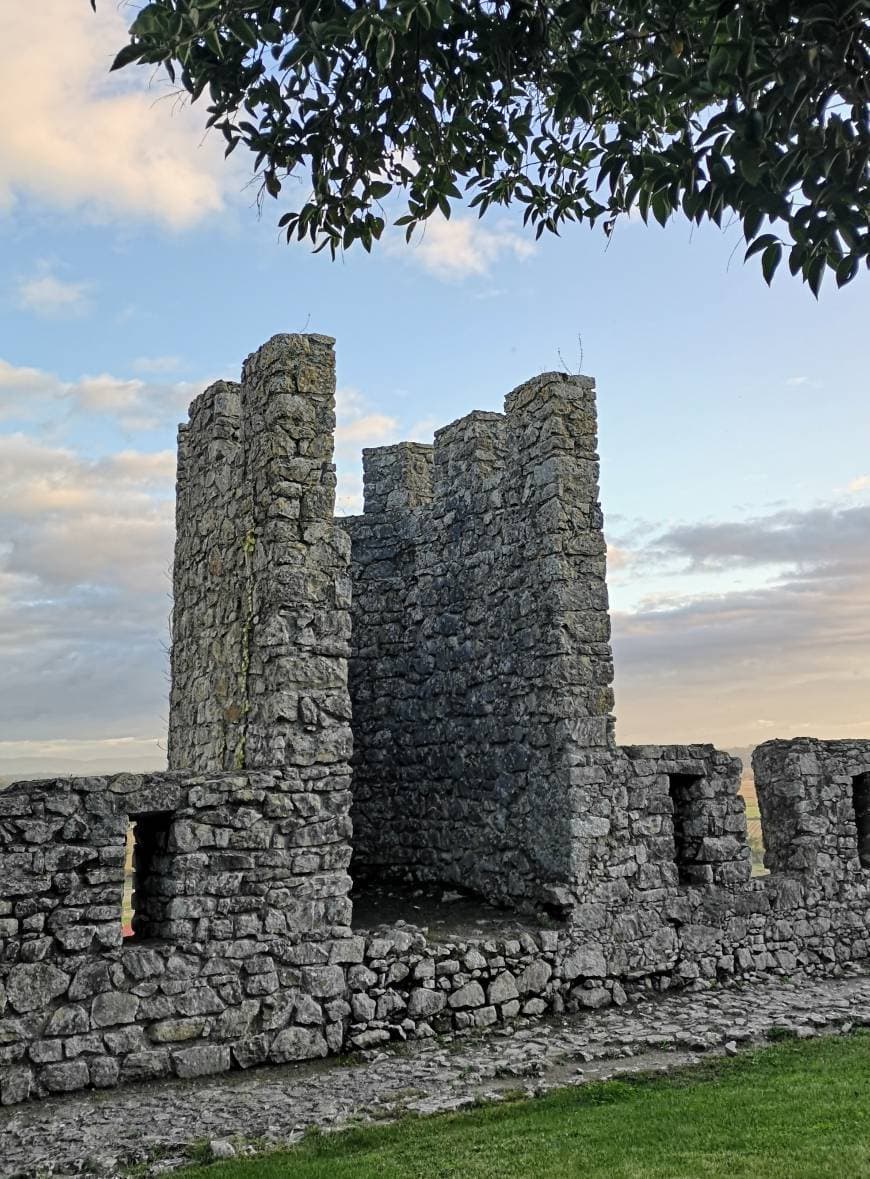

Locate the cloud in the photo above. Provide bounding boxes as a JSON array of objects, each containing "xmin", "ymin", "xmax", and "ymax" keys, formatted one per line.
[
  {"xmin": 132, "ymin": 356, "xmax": 183, "ymax": 375},
  {"xmin": 0, "ymin": 357, "xmax": 202, "ymax": 433},
  {"xmin": 334, "ymin": 386, "xmax": 401, "ymax": 514},
  {"xmin": 15, "ymin": 270, "xmax": 92, "ymax": 317},
  {"xmin": 0, "ymin": 359, "xmax": 61, "ymax": 409},
  {"xmin": 0, "ymin": 373, "xmax": 411, "ymax": 752},
  {"xmin": 332, "ymin": 388, "xmax": 441, "ymax": 513},
  {"xmin": 407, "ymin": 417, "xmax": 438, "ymax": 442},
  {"xmin": 0, "ymin": 434, "xmax": 174, "ymax": 592},
  {"xmin": 611, "ymin": 502, "xmax": 870, "ymax": 749},
  {"xmin": 6, "ymin": 351, "xmax": 863, "ymax": 762},
  {"xmin": 394, "ymin": 215, "xmax": 535, "ymax": 280},
  {"xmin": 848, "ymin": 475, "xmax": 869, "ymax": 493},
  {"xmin": 649, "ymin": 504, "xmax": 870, "ymax": 574},
  {"xmin": 606, "ymin": 544, "xmax": 633, "ymax": 573},
  {"xmin": 0, "ymin": 434, "xmax": 175, "ymax": 748},
  {"xmin": 0, "ymin": 737, "xmax": 166, "ymax": 777},
  {"xmin": 0, "ymin": 2, "xmax": 229, "ymax": 229}
]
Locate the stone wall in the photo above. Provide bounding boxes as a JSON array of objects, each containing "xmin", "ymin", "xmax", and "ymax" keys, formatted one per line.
[
  {"xmin": 563, "ymin": 745, "xmax": 751, "ymax": 974},
  {"xmin": 3, "ymin": 736, "xmax": 870, "ymax": 1106},
  {"xmin": 169, "ymin": 333, "xmax": 351, "ymax": 776},
  {"xmin": 340, "ymin": 373, "xmax": 615, "ymax": 911},
  {"xmin": 753, "ymin": 739, "xmax": 870, "ymax": 878},
  {"xmin": 347, "ymin": 737, "xmax": 870, "ymax": 1042},
  {"xmin": 0, "ymin": 767, "xmax": 355, "ymax": 1106}
]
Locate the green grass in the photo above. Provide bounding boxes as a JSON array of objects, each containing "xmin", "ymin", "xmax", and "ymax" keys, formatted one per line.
[{"xmin": 178, "ymin": 1032, "xmax": 870, "ymax": 1178}]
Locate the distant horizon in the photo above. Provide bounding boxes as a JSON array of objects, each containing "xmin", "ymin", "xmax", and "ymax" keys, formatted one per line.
[{"xmin": 0, "ymin": 740, "xmax": 769, "ymax": 780}]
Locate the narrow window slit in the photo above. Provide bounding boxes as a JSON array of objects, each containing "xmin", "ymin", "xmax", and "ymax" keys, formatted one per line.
[
  {"xmin": 852, "ymin": 773, "xmax": 870, "ymax": 869},
  {"xmin": 122, "ymin": 821, "xmax": 135, "ymax": 938},
  {"xmin": 124, "ymin": 812, "xmax": 174, "ymax": 941},
  {"xmin": 668, "ymin": 773, "xmax": 703, "ymax": 886}
]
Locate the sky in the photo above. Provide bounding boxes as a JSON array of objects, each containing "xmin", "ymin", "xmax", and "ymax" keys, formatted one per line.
[{"xmin": 0, "ymin": 1, "xmax": 868, "ymax": 773}]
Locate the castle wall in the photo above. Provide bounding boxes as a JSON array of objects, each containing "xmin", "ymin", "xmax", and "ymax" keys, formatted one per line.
[
  {"xmin": 341, "ymin": 374, "xmax": 615, "ymax": 911},
  {"xmin": 564, "ymin": 745, "xmax": 752, "ymax": 974},
  {"xmin": 0, "ymin": 767, "xmax": 355, "ymax": 1105},
  {"xmin": 169, "ymin": 381, "xmax": 247, "ymax": 770},
  {"xmin": 3, "ymin": 740, "xmax": 870, "ymax": 1106}
]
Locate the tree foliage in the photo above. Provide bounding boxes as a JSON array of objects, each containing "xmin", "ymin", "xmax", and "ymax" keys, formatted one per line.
[{"xmin": 97, "ymin": 0, "xmax": 869, "ymax": 291}]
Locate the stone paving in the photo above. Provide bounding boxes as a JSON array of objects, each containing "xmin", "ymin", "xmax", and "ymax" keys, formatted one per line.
[{"xmin": 3, "ymin": 965, "xmax": 870, "ymax": 1177}]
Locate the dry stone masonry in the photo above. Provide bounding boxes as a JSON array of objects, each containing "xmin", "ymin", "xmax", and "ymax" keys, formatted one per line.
[
  {"xmin": 340, "ymin": 373, "xmax": 614, "ymax": 910},
  {"xmin": 169, "ymin": 333, "xmax": 351, "ymax": 775},
  {"xmin": 1, "ymin": 333, "xmax": 868, "ymax": 1106},
  {"xmin": 7, "ymin": 969, "xmax": 870, "ymax": 1176}
]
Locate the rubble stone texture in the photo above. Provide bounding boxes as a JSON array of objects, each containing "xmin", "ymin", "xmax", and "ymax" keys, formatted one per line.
[
  {"xmin": 4, "ymin": 967, "xmax": 870, "ymax": 1177},
  {"xmin": 1, "ymin": 333, "xmax": 869, "ymax": 1108},
  {"xmin": 339, "ymin": 374, "xmax": 614, "ymax": 909},
  {"xmin": 169, "ymin": 333, "xmax": 352, "ymax": 775}
]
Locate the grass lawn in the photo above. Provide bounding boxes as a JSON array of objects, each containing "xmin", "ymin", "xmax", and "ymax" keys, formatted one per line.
[{"xmin": 180, "ymin": 1032, "xmax": 870, "ymax": 1179}]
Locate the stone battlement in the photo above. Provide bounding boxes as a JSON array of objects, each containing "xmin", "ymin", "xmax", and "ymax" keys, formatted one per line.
[{"xmin": 340, "ymin": 371, "xmax": 613, "ymax": 910}]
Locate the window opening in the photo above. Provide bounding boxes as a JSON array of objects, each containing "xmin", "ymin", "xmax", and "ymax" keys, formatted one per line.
[
  {"xmin": 668, "ymin": 773, "xmax": 702, "ymax": 886},
  {"xmin": 741, "ymin": 771, "xmax": 768, "ymax": 877},
  {"xmin": 125, "ymin": 812, "xmax": 173, "ymax": 941},
  {"xmin": 852, "ymin": 773, "xmax": 870, "ymax": 869},
  {"xmin": 121, "ymin": 821, "xmax": 135, "ymax": 938}
]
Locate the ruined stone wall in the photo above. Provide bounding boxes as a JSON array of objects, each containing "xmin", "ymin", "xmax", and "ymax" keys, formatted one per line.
[
  {"xmin": 753, "ymin": 739, "xmax": 870, "ymax": 879},
  {"xmin": 169, "ymin": 333, "xmax": 352, "ymax": 776},
  {"xmin": 170, "ymin": 381, "xmax": 247, "ymax": 772},
  {"xmin": 341, "ymin": 373, "xmax": 615, "ymax": 911},
  {"xmin": 563, "ymin": 745, "xmax": 751, "ymax": 975},
  {"xmin": 346, "ymin": 738, "xmax": 870, "ymax": 1043},
  {"xmin": 0, "ymin": 768, "xmax": 355, "ymax": 1106},
  {"xmin": 3, "ymin": 740, "xmax": 870, "ymax": 1106},
  {"xmin": 548, "ymin": 738, "xmax": 870, "ymax": 988}
]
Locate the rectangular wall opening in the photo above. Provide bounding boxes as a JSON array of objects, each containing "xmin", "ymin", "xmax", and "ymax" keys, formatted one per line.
[
  {"xmin": 852, "ymin": 773, "xmax": 870, "ymax": 869},
  {"xmin": 668, "ymin": 773, "xmax": 703, "ymax": 886},
  {"xmin": 127, "ymin": 812, "xmax": 174, "ymax": 941},
  {"xmin": 122, "ymin": 821, "xmax": 135, "ymax": 938}
]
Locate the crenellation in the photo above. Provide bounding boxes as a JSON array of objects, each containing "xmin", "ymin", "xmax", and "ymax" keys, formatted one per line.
[
  {"xmin": 344, "ymin": 371, "xmax": 615, "ymax": 911},
  {"xmin": 362, "ymin": 441, "xmax": 434, "ymax": 516},
  {"xmin": 2, "ymin": 334, "xmax": 869, "ymax": 1107}
]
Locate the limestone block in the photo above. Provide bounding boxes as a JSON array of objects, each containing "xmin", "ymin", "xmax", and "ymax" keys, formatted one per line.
[
  {"xmin": 271, "ymin": 1027, "xmax": 328, "ymax": 1061},
  {"xmin": 6, "ymin": 964, "xmax": 69, "ymax": 1014},
  {"xmin": 448, "ymin": 981, "xmax": 486, "ymax": 1009}
]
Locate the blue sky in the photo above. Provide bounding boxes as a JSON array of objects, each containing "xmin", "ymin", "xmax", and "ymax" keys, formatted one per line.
[{"xmin": 0, "ymin": 1, "xmax": 868, "ymax": 771}]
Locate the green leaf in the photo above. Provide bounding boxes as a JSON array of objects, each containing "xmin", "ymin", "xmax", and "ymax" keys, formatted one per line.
[
  {"xmin": 761, "ymin": 242, "xmax": 782, "ymax": 285},
  {"xmin": 738, "ymin": 153, "xmax": 761, "ymax": 185},
  {"xmin": 807, "ymin": 254, "xmax": 826, "ymax": 298},
  {"xmin": 835, "ymin": 256, "xmax": 858, "ymax": 289},
  {"xmin": 229, "ymin": 18, "xmax": 259, "ymax": 50},
  {"xmin": 110, "ymin": 43, "xmax": 143, "ymax": 72},
  {"xmin": 651, "ymin": 190, "xmax": 670, "ymax": 227},
  {"xmin": 744, "ymin": 233, "xmax": 779, "ymax": 261},
  {"xmin": 376, "ymin": 31, "xmax": 395, "ymax": 71},
  {"xmin": 204, "ymin": 25, "xmax": 222, "ymax": 56},
  {"xmin": 109, "ymin": 0, "xmax": 869, "ymax": 291},
  {"xmin": 743, "ymin": 207, "xmax": 764, "ymax": 240},
  {"xmin": 130, "ymin": 4, "xmax": 163, "ymax": 37}
]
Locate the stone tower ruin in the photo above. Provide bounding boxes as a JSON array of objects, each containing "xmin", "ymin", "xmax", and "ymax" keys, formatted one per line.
[{"xmin": 168, "ymin": 335, "xmax": 618, "ymax": 912}]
